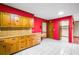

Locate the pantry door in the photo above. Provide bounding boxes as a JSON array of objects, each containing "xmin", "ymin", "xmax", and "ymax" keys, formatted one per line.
[{"xmin": 47, "ymin": 21, "xmax": 54, "ymax": 38}]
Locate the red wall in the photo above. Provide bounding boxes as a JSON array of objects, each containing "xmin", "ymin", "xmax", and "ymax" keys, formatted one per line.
[
  {"xmin": 32, "ymin": 17, "xmax": 43, "ymax": 33},
  {"xmin": 53, "ymin": 20, "xmax": 60, "ymax": 40},
  {"xmin": 32, "ymin": 17, "xmax": 47, "ymax": 33},
  {"xmin": 49, "ymin": 16, "xmax": 73, "ymax": 43},
  {"xmin": 0, "ymin": 4, "xmax": 34, "ymax": 18}
]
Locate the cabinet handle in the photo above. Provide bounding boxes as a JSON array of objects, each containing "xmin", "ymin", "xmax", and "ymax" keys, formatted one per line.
[
  {"xmin": 11, "ymin": 44, "xmax": 13, "ymax": 46},
  {"xmin": 12, "ymin": 38, "xmax": 15, "ymax": 40},
  {"xmin": 21, "ymin": 46, "xmax": 23, "ymax": 48},
  {"xmin": 16, "ymin": 20, "xmax": 19, "ymax": 22},
  {"xmin": 3, "ymin": 45, "xmax": 6, "ymax": 48},
  {"xmin": 0, "ymin": 40, "xmax": 4, "ymax": 42}
]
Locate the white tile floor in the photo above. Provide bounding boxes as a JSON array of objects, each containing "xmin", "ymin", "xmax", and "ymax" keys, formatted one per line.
[{"xmin": 14, "ymin": 38, "xmax": 79, "ymax": 55}]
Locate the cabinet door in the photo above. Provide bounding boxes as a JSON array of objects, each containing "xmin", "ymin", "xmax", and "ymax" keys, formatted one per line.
[
  {"xmin": 29, "ymin": 36, "xmax": 33, "ymax": 46},
  {"xmin": 1, "ymin": 12, "xmax": 11, "ymax": 27},
  {"xmin": 0, "ymin": 45, "xmax": 6, "ymax": 55},
  {"xmin": 10, "ymin": 14, "xmax": 15, "ymax": 27},
  {"xmin": 21, "ymin": 17, "xmax": 29, "ymax": 27},
  {"xmin": 25, "ymin": 36, "xmax": 32, "ymax": 47},
  {"xmin": 28, "ymin": 18, "xmax": 34, "ymax": 28},
  {"xmin": 18, "ymin": 36, "xmax": 26, "ymax": 50},
  {"xmin": 19, "ymin": 16, "xmax": 23, "ymax": 27},
  {"xmin": 14, "ymin": 17, "xmax": 20, "ymax": 27},
  {"xmin": 0, "ymin": 12, "xmax": 3, "ymax": 26},
  {"xmin": 10, "ymin": 14, "xmax": 22, "ymax": 27}
]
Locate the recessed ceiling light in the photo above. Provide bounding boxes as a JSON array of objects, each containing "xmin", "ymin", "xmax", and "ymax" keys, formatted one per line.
[{"xmin": 58, "ymin": 11, "xmax": 64, "ymax": 16}]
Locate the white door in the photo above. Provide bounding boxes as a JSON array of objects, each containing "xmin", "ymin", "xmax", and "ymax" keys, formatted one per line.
[{"xmin": 60, "ymin": 20, "xmax": 69, "ymax": 42}]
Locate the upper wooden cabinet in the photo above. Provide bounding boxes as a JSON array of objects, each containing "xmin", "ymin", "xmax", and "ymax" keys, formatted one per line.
[
  {"xmin": 10, "ymin": 14, "xmax": 21, "ymax": 27},
  {"xmin": 20, "ymin": 17, "xmax": 29, "ymax": 27},
  {"xmin": 0, "ymin": 12, "xmax": 34, "ymax": 28},
  {"xmin": 28, "ymin": 17, "xmax": 34, "ymax": 28},
  {"xmin": 0, "ymin": 12, "xmax": 11, "ymax": 27}
]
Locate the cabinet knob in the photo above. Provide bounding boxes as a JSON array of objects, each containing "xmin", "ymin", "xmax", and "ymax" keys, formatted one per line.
[
  {"xmin": 0, "ymin": 40, "xmax": 4, "ymax": 42},
  {"xmin": 3, "ymin": 45, "xmax": 6, "ymax": 48},
  {"xmin": 12, "ymin": 38, "xmax": 15, "ymax": 40},
  {"xmin": 16, "ymin": 20, "xmax": 19, "ymax": 22}
]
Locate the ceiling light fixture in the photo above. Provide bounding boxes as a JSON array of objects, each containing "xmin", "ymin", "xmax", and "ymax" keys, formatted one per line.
[{"xmin": 58, "ymin": 11, "xmax": 64, "ymax": 16}]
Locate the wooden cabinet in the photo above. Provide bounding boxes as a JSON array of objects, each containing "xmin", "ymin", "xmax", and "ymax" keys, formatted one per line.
[
  {"xmin": 32, "ymin": 34, "xmax": 41, "ymax": 45},
  {"xmin": 25, "ymin": 36, "xmax": 32, "ymax": 48},
  {"xmin": 5, "ymin": 43, "xmax": 18, "ymax": 54},
  {"xmin": 0, "ymin": 12, "xmax": 34, "ymax": 28},
  {"xmin": 11, "ymin": 14, "xmax": 21, "ymax": 27},
  {"xmin": 21, "ymin": 17, "xmax": 34, "ymax": 28},
  {"xmin": 41, "ymin": 33, "xmax": 47, "ymax": 38},
  {"xmin": 32, "ymin": 39, "xmax": 38, "ymax": 45},
  {"xmin": 0, "ymin": 34, "xmax": 41, "ymax": 55},
  {"xmin": 21, "ymin": 17, "xmax": 29, "ymax": 27},
  {"xmin": 0, "ymin": 45, "xmax": 6, "ymax": 55},
  {"xmin": 0, "ymin": 38, "xmax": 19, "ymax": 55},
  {"xmin": 0, "ymin": 12, "xmax": 11, "ymax": 27},
  {"xmin": 10, "ymin": 14, "xmax": 15, "ymax": 27},
  {"xmin": 29, "ymin": 18, "xmax": 34, "ymax": 28},
  {"xmin": 28, "ymin": 36, "xmax": 33, "ymax": 47},
  {"xmin": 0, "ymin": 12, "xmax": 2, "ymax": 26},
  {"xmin": 18, "ymin": 36, "xmax": 27, "ymax": 50}
]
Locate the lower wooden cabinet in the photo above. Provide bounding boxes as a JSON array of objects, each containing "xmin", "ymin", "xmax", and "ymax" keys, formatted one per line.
[
  {"xmin": 0, "ymin": 43, "xmax": 18, "ymax": 55},
  {"xmin": 5, "ymin": 43, "xmax": 18, "ymax": 54},
  {"xmin": 18, "ymin": 36, "xmax": 27, "ymax": 50},
  {"xmin": 0, "ymin": 35, "xmax": 41, "ymax": 55},
  {"xmin": 0, "ymin": 45, "xmax": 6, "ymax": 55},
  {"xmin": 24, "ymin": 36, "xmax": 33, "ymax": 48}
]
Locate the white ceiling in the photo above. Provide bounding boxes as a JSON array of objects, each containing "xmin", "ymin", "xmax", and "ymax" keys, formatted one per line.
[{"xmin": 4, "ymin": 3, "xmax": 79, "ymax": 20}]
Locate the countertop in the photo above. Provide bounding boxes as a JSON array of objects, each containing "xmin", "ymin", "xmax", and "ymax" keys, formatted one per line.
[{"xmin": 0, "ymin": 33, "xmax": 41, "ymax": 39}]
